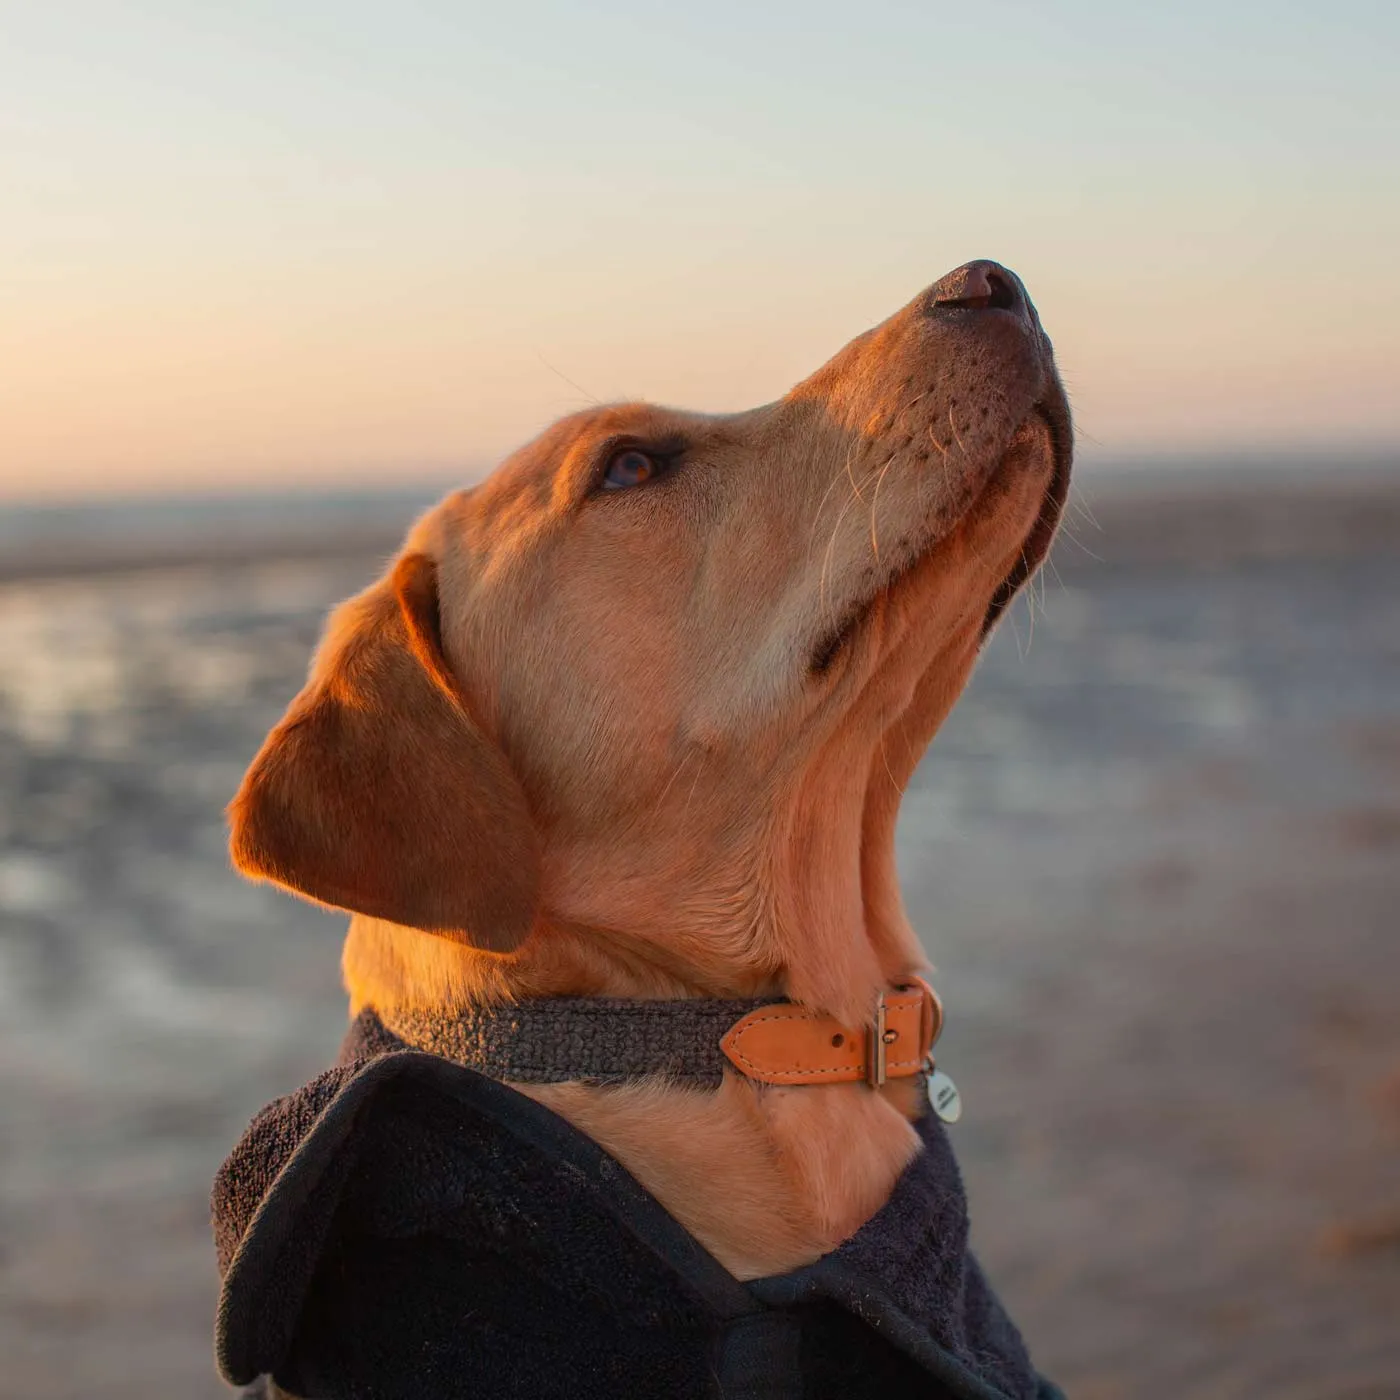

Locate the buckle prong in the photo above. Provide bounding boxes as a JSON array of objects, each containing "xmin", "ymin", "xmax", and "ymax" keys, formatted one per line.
[{"xmin": 868, "ymin": 991, "xmax": 888, "ymax": 1087}]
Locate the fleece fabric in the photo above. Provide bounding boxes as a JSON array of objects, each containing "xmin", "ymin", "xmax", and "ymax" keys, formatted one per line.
[{"xmin": 212, "ymin": 1011, "xmax": 1063, "ymax": 1400}]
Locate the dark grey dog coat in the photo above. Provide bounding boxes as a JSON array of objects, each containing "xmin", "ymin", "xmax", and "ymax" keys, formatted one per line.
[{"xmin": 212, "ymin": 1012, "xmax": 1063, "ymax": 1400}]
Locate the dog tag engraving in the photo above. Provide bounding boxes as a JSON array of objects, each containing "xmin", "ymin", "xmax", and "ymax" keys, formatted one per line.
[{"xmin": 926, "ymin": 1068, "xmax": 962, "ymax": 1123}]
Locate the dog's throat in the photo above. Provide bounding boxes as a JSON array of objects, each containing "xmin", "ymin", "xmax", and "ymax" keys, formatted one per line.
[{"xmin": 375, "ymin": 982, "xmax": 943, "ymax": 1090}]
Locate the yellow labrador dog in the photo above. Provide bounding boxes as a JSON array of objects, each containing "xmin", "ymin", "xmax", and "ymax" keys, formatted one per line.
[{"xmin": 230, "ymin": 260, "xmax": 1069, "ymax": 1282}]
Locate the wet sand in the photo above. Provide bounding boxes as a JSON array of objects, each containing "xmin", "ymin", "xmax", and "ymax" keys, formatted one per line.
[{"xmin": 1, "ymin": 471, "xmax": 1398, "ymax": 1397}]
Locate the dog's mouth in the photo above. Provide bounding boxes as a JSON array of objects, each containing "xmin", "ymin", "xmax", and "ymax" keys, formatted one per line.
[{"xmin": 808, "ymin": 398, "xmax": 1071, "ymax": 676}]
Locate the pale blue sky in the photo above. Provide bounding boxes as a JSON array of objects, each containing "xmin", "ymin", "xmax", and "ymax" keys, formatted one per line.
[{"xmin": 3, "ymin": 0, "xmax": 1397, "ymax": 498}]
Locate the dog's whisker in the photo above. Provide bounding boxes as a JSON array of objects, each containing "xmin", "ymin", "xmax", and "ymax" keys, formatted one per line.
[
  {"xmin": 680, "ymin": 750, "xmax": 708, "ymax": 823},
  {"xmin": 1012, "ymin": 550, "xmax": 1038, "ymax": 655},
  {"xmin": 947, "ymin": 404, "xmax": 966, "ymax": 456},
  {"xmin": 532, "ymin": 349, "xmax": 602, "ymax": 405},
  {"xmin": 868, "ymin": 454, "xmax": 898, "ymax": 563},
  {"xmin": 1053, "ymin": 523, "xmax": 1104, "ymax": 563},
  {"xmin": 653, "ymin": 746, "xmax": 698, "ymax": 809},
  {"xmin": 809, "ymin": 454, "xmax": 860, "ymax": 562},
  {"xmin": 877, "ymin": 729, "xmax": 900, "ymax": 794},
  {"xmin": 844, "ymin": 443, "xmax": 867, "ymax": 505},
  {"xmin": 1064, "ymin": 488, "xmax": 1103, "ymax": 533},
  {"xmin": 1008, "ymin": 601, "xmax": 1027, "ymax": 659},
  {"xmin": 819, "ymin": 477, "xmax": 866, "ymax": 624},
  {"xmin": 810, "ymin": 467, "xmax": 845, "ymax": 544}
]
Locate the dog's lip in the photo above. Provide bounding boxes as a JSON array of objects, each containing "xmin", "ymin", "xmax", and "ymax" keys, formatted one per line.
[
  {"xmin": 808, "ymin": 397, "xmax": 1070, "ymax": 674},
  {"xmin": 981, "ymin": 398, "xmax": 1071, "ymax": 632}
]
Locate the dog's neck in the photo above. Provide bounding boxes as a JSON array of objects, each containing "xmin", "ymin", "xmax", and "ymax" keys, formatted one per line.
[
  {"xmin": 342, "ymin": 900, "xmax": 921, "ymax": 1027},
  {"xmin": 343, "ymin": 784, "xmax": 924, "ymax": 1025}
]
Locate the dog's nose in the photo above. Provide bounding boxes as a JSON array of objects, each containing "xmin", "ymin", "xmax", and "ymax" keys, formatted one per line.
[{"xmin": 927, "ymin": 260, "xmax": 1028, "ymax": 320}]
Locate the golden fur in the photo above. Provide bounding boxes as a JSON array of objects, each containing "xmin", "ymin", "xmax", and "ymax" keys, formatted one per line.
[{"xmin": 231, "ymin": 266, "xmax": 1069, "ymax": 1279}]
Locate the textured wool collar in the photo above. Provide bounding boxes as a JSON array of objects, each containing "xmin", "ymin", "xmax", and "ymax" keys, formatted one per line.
[
  {"xmin": 376, "ymin": 980, "xmax": 944, "ymax": 1091},
  {"xmin": 378, "ymin": 995, "xmax": 774, "ymax": 1085}
]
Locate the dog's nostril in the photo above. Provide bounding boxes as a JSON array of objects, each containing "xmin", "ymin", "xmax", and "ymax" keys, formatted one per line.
[
  {"xmin": 929, "ymin": 260, "xmax": 1024, "ymax": 316},
  {"xmin": 984, "ymin": 272, "xmax": 1016, "ymax": 311}
]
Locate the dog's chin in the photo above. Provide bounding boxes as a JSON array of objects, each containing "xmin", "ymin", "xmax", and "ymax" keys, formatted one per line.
[{"xmin": 808, "ymin": 404, "xmax": 1070, "ymax": 676}]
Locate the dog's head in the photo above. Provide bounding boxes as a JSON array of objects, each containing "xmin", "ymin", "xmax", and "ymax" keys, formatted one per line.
[{"xmin": 231, "ymin": 261, "xmax": 1070, "ymax": 1016}]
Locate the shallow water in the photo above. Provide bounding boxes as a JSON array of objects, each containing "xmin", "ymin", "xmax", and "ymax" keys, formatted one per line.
[{"xmin": 1, "ymin": 531, "xmax": 1398, "ymax": 1397}]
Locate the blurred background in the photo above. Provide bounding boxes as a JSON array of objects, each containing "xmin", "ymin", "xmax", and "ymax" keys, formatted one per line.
[{"xmin": 2, "ymin": 3, "xmax": 1397, "ymax": 1396}]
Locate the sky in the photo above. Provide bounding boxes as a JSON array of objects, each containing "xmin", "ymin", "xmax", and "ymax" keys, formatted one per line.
[{"xmin": 2, "ymin": 0, "xmax": 1398, "ymax": 501}]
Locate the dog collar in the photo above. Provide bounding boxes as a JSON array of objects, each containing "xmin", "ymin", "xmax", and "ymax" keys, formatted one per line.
[{"xmin": 376, "ymin": 979, "xmax": 943, "ymax": 1091}]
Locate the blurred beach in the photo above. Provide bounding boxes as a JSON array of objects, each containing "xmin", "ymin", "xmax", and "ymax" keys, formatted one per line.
[{"xmin": 2, "ymin": 461, "xmax": 1399, "ymax": 1398}]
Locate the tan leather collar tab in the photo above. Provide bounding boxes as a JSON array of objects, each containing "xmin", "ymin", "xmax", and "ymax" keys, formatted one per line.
[{"xmin": 720, "ymin": 979, "xmax": 943, "ymax": 1087}]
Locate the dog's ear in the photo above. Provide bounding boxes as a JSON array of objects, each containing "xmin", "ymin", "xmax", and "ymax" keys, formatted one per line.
[{"xmin": 228, "ymin": 552, "xmax": 538, "ymax": 952}]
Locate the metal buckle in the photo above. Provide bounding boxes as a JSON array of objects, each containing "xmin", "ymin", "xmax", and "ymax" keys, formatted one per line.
[
  {"xmin": 868, "ymin": 980, "xmax": 944, "ymax": 1089},
  {"xmin": 867, "ymin": 991, "xmax": 888, "ymax": 1087}
]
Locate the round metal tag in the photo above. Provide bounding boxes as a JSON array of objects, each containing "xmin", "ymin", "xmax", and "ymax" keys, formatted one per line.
[{"xmin": 926, "ymin": 1068, "xmax": 962, "ymax": 1123}]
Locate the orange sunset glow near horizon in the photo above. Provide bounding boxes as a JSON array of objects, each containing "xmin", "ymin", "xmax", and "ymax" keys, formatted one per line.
[{"xmin": 4, "ymin": 2, "xmax": 1398, "ymax": 504}]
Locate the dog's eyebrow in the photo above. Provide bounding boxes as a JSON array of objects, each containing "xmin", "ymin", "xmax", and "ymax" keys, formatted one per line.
[
  {"xmin": 682, "ymin": 420, "xmax": 742, "ymax": 450},
  {"xmin": 605, "ymin": 429, "xmax": 692, "ymax": 457}
]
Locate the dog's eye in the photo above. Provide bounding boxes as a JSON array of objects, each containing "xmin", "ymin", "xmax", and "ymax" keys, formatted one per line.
[{"xmin": 601, "ymin": 449, "xmax": 660, "ymax": 491}]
